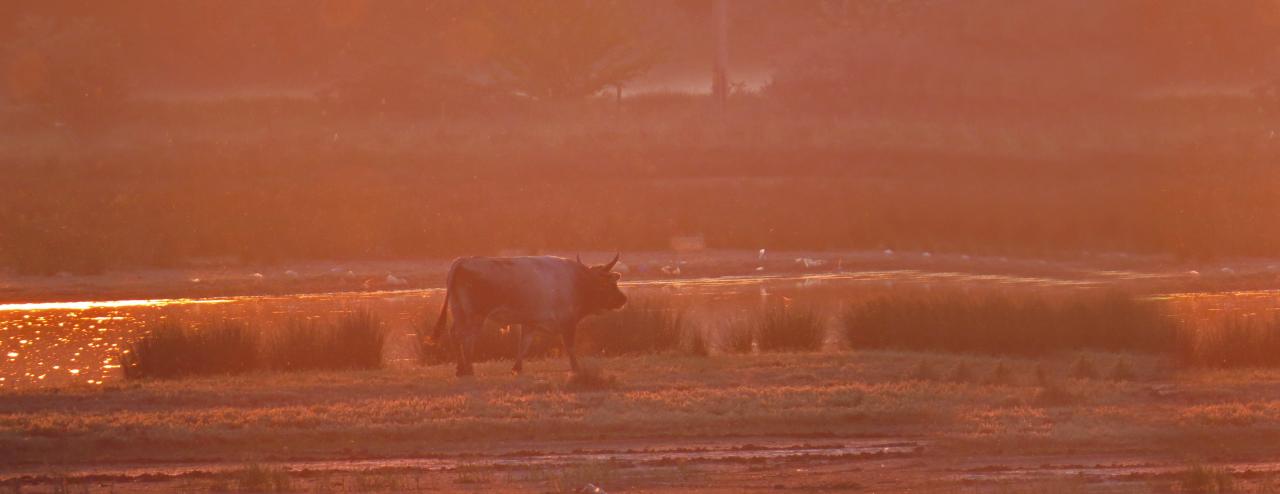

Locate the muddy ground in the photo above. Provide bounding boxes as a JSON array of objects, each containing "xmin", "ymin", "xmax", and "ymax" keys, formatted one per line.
[{"xmin": 5, "ymin": 352, "xmax": 1280, "ymax": 493}]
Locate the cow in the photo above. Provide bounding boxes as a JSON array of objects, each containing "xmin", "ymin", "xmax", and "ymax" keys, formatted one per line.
[{"xmin": 429, "ymin": 254, "xmax": 628, "ymax": 376}]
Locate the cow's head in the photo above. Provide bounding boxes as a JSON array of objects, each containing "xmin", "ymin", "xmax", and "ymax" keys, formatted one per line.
[{"xmin": 577, "ymin": 253, "xmax": 628, "ymax": 312}]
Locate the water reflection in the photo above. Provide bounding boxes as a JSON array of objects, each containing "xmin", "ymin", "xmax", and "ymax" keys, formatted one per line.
[{"xmin": 2, "ymin": 271, "xmax": 1277, "ymax": 390}]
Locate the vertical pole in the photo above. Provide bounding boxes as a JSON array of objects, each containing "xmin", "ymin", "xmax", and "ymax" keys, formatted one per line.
[{"xmin": 711, "ymin": 0, "xmax": 729, "ymax": 110}]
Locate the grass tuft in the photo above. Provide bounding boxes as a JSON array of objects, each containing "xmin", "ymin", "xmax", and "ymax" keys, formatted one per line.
[
  {"xmin": 843, "ymin": 290, "xmax": 1174, "ymax": 356},
  {"xmin": 121, "ymin": 321, "xmax": 257, "ymax": 379},
  {"xmin": 123, "ymin": 312, "xmax": 385, "ymax": 379},
  {"xmin": 755, "ymin": 305, "xmax": 826, "ymax": 352},
  {"xmin": 949, "ymin": 362, "xmax": 975, "ymax": 383},
  {"xmin": 1177, "ymin": 317, "xmax": 1280, "ymax": 368},
  {"xmin": 907, "ymin": 360, "xmax": 940, "ymax": 381},
  {"xmin": 266, "ymin": 311, "xmax": 386, "ymax": 371},
  {"xmin": 1179, "ymin": 464, "xmax": 1234, "ymax": 494},
  {"xmin": 1069, "ymin": 356, "xmax": 1099, "ymax": 380},
  {"xmin": 986, "ymin": 361, "xmax": 1015, "ymax": 386},
  {"xmin": 1107, "ymin": 359, "xmax": 1135, "ymax": 381},
  {"xmin": 232, "ymin": 464, "xmax": 293, "ymax": 493},
  {"xmin": 579, "ymin": 296, "xmax": 684, "ymax": 356},
  {"xmin": 566, "ymin": 365, "xmax": 619, "ymax": 391}
]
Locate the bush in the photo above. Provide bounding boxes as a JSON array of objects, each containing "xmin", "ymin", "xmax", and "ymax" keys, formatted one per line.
[
  {"xmin": 121, "ymin": 321, "xmax": 257, "ymax": 379},
  {"xmin": 843, "ymin": 290, "xmax": 1175, "ymax": 356},
  {"xmin": 756, "ymin": 305, "xmax": 827, "ymax": 352},
  {"xmin": 266, "ymin": 310, "xmax": 386, "ymax": 371}
]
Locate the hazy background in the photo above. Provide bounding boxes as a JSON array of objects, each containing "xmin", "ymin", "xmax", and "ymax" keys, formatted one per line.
[{"xmin": 2, "ymin": 0, "xmax": 1278, "ymax": 275}]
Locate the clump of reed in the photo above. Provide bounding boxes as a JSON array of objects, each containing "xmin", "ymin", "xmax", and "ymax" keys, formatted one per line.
[
  {"xmin": 579, "ymin": 296, "xmax": 685, "ymax": 355},
  {"xmin": 265, "ymin": 311, "xmax": 387, "ymax": 371},
  {"xmin": 1176, "ymin": 316, "xmax": 1280, "ymax": 368},
  {"xmin": 719, "ymin": 304, "xmax": 827, "ymax": 354},
  {"xmin": 755, "ymin": 305, "xmax": 827, "ymax": 352},
  {"xmin": 122, "ymin": 310, "xmax": 386, "ymax": 379},
  {"xmin": 842, "ymin": 290, "xmax": 1175, "ymax": 356},
  {"xmin": 121, "ymin": 321, "xmax": 257, "ymax": 379}
]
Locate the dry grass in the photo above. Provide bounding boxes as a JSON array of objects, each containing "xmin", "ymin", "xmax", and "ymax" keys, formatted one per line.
[
  {"xmin": 578, "ymin": 296, "xmax": 685, "ymax": 356},
  {"xmin": 122, "ymin": 311, "xmax": 385, "ymax": 379},
  {"xmin": 266, "ymin": 310, "xmax": 387, "ymax": 372},
  {"xmin": 754, "ymin": 304, "xmax": 827, "ymax": 352},
  {"xmin": 120, "ymin": 320, "xmax": 257, "ymax": 379},
  {"xmin": 843, "ymin": 290, "xmax": 1176, "ymax": 356},
  {"xmin": 1178, "ymin": 317, "xmax": 1280, "ymax": 369},
  {"xmin": 8, "ymin": 350, "xmax": 1280, "ymax": 469}
]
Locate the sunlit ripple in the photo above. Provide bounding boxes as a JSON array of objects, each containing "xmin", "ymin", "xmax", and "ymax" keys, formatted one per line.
[{"xmin": 0, "ymin": 298, "xmax": 236, "ymax": 312}]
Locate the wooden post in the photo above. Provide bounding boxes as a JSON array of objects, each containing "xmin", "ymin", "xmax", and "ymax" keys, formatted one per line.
[{"xmin": 711, "ymin": 0, "xmax": 729, "ymax": 110}]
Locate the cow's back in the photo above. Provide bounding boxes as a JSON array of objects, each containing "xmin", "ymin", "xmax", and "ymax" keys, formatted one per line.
[{"xmin": 453, "ymin": 256, "xmax": 582, "ymax": 326}]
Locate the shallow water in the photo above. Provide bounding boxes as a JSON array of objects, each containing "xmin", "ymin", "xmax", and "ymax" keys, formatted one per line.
[{"xmin": 2, "ymin": 269, "xmax": 1278, "ymax": 390}]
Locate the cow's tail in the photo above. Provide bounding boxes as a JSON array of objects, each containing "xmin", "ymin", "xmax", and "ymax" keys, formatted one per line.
[{"xmin": 430, "ymin": 258, "xmax": 463, "ymax": 342}]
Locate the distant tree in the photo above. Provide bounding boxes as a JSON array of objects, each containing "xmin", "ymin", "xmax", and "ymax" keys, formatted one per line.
[
  {"xmin": 2, "ymin": 16, "xmax": 128, "ymax": 134},
  {"xmin": 486, "ymin": 0, "xmax": 664, "ymax": 100}
]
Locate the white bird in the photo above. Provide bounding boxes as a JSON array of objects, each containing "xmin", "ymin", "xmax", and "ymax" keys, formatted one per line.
[
  {"xmin": 922, "ymin": 252, "xmax": 932, "ymax": 258},
  {"xmin": 883, "ymin": 249, "xmax": 894, "ymax": 256},
  {"xmin": 660, "ymin": 265, "xmax": 681, "ymax": 276},
  {"xmin": 758, "ymin": 248, "xmax": 767, "ymax": 260},
  {"xmin": 385, "ymin": 274, "xmax": 408, "ymax": 286},
  {"xmin": 755, "ymin": 266, "xmax": 765, "ymax": 271},
  {"xmin": 251, "ymin": 272, "xmax": 265, "ymax": 281},
  {"xmin": 1187, "ymin": 270, "xmax": 1201, "ymax": 277},
  {"xmin": 795, "ymin": 257, "xmax": 825, "ymax": 269}
]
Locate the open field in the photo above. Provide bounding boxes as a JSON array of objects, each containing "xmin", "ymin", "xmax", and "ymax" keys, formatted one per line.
[{"xmin": 5, "ymin": 352, "xmax": 1280, "ymax": 492}]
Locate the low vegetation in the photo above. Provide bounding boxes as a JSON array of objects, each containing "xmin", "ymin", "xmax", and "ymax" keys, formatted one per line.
[
  {"xmin": 418, "ymin": 295, "xmax": 686, "ymax": 364},
  {"xmin": 121, "ymin": 321, "xmax": 257, "ymax": 379},
  {"xmin": 1177, "ymin": 317, "xmax": 1280, "ymax": 368},
  {"xmin": 414, "ymin": 290, "xmax": 1280, "ymax": 370},
  {"xmin": 842, "ymin": 290, "xmax": 1176, "ymax": 356},
  {"xmin": 265, "ymin": 311, "xmax": 387, "ymax": 371},
  {"xmin": 578, "ymin": 296, "xmax": 685, "ymax": 356},
  {"xmin": 122, "ymin": 310, "xmax": 385, "ymax": 379},
  {"xmin": 752, "ymin": 304, "xmax": 827, "ymax": 352}
]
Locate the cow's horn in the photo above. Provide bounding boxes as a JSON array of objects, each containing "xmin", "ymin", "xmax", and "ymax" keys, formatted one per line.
[{"xmin": 603, "ymin": 252, "xmax": 620, "ymax": 271}]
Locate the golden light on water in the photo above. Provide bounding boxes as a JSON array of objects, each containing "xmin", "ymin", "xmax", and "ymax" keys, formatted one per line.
[{"xmin": 0, "ymin": 298, "xmax": 236, "ymax": 312}]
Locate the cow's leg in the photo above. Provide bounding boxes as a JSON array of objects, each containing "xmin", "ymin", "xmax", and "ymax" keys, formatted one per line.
[
  {"xmin": 455, "ymin": 317, "xmax": 478, "ymax": 377},
  {"xmin": 512, "ymin": 324, "xmax": 536, "ymax": 375},
  {"xmin": 561, "ymin": 325, "xmax": 580, "ymax": 373}
]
